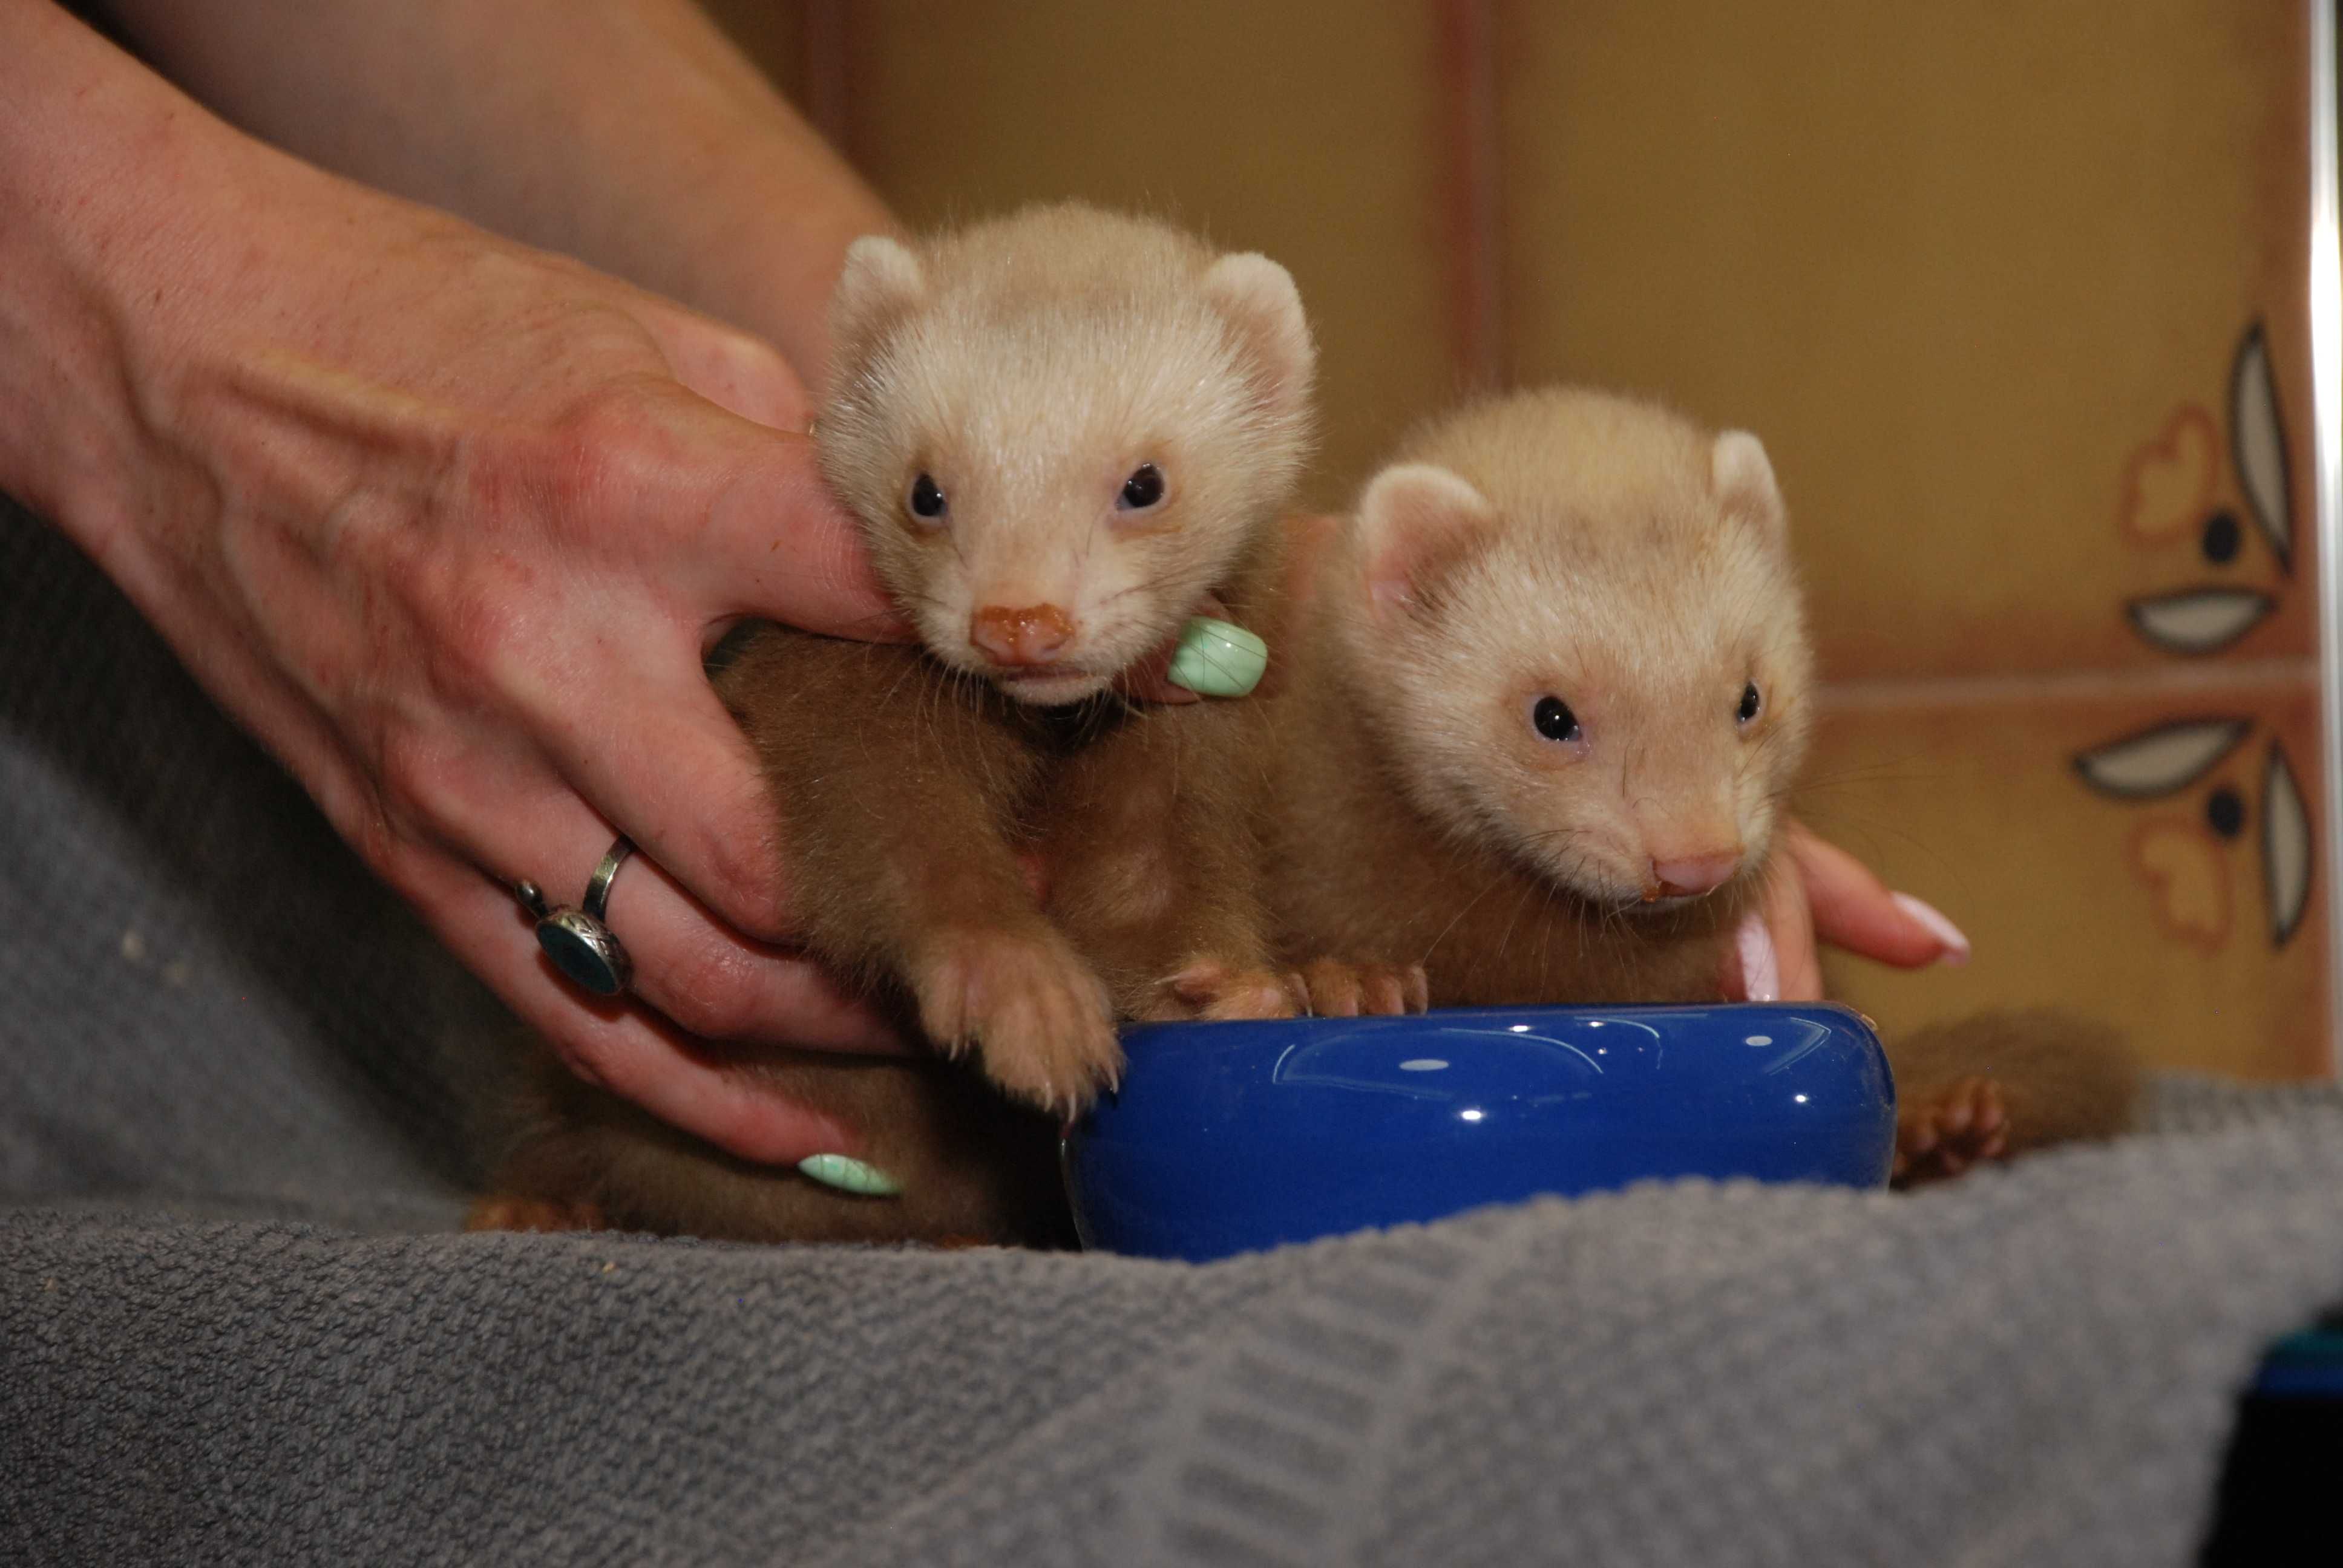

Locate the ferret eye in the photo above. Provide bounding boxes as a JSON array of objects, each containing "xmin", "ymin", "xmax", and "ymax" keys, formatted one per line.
[
  {"xmin": 907, "ymin": 472, "xmax": 948, "ymax": 522},
  {"xmin": 1118, "ymin": 463, "xmax": 1165, "ymax": 511},
  {"xmin": 1737, "ymin": 682, "xmax": 1763, "ymax": 724},
  {"xmin": 1532, "ymin": 695, "xmax": 1580, "ymax": 743}
]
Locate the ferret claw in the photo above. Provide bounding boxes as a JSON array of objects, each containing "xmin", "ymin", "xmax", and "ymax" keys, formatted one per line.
[
  {"xmin": 1294, "ymin": 958, "xmax": 1429, "ymax": 1019},
  {"xmin": 465, "ymin": 1195, "xmax": 606, "ymax": 1234},
  {"xmin": 911, "ymin": 926, "xmax": 1122, "ymax": 1115},
  {"xmin": 1892, "ymin": 1076, "xmax": 2011, "ymax": 1191},
  {"xmin": 1149, "ymin": 959, "xmax": 1304, "ymax": 1023}
]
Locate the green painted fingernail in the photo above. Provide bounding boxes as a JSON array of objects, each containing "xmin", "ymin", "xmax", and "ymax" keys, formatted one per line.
[
  {"xmin": 797, "ymin": 1152, "xmax": 903, "ymax": 1197},
  {"xmin": 1165, "ymin": 616, "xmax": 1268, "ymax": 698}
]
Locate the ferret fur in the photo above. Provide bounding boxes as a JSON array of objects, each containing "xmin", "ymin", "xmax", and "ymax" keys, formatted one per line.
[
  {"xmin": 477, "ymin": 204, "xmax": 1325, "ymax": 1246},
  {"xmin": 1255, "ymin": 388, "xmax": 2138, "ymax": 1168},
  {"xmin": 1258, "ymin": 388, "xmax": 1808, "ymax": 1004}
]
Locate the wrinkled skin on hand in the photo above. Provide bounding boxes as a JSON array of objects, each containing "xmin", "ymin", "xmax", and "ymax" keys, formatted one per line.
[
  {"xmin": 7, "ymin": 2, "xmax": 1956, "ymax": 1168},
  {"xmin": 34, "ymin": 125, "xmax": 923, "ymax": 1162}
]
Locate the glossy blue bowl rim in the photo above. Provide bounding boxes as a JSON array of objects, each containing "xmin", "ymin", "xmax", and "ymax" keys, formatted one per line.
[{"xmin": 1064, "ymin": 1001, "xmax": 1896, "ymax": 1261}]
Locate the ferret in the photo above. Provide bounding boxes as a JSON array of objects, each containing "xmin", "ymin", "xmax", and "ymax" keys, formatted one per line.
[
  {"xmin": 473, "ymin": 203, "xmax": 1389, "ymax": 1246},
  {"xmin": 1253, "ymin": 388, "xmax": 2140, "ymax": 1184}
]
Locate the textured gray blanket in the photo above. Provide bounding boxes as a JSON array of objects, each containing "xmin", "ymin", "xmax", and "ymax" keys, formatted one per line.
[{"xmin": 4, "ymin": 497, "xmax": 2340, "ymax": 1566}]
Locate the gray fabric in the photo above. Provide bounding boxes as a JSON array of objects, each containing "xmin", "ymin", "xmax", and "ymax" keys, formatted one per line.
[
  {"xmin": 0, "ymin": 497, "xmax": 496, "ymax": 1206},
  {"xmin": 4, "ymin": 494, "xmax": 2342, "ymax": 1566}
]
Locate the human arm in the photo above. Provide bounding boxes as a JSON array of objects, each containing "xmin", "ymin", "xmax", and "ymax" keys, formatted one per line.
[
  {"xmin": 85, "ymin": 0, "xmax": 890, "ymax": 385},
  {"xmin": 0, "ymin": 0, "xmax": 909, "ymax": 1163}
]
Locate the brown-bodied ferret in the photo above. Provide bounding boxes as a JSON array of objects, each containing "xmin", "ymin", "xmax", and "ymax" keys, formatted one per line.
[
  {"xmin": 1254, "ymin": 388, "xmax": 2140, "ymax": 1183},
  {"xmin": 474, "ymin": 203, "xmax": 1390, "ymax": 1246}
]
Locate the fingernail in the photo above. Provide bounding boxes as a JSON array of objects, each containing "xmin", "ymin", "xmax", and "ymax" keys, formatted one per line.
[
  {"xmin": 1892, "ymin": 892, "xmax": 1972, "ymax": 966},
  {"xmin": 1165, "ymin": 617, "xmax": 1268, "ymax": 698},
  {"xmin": 797, "ymin": 1152, "xmax": 902, "ymax": 1197},
  {"xmin": 1734, "ymin": 911, "xmax": 1780, "ymax": 1003}
]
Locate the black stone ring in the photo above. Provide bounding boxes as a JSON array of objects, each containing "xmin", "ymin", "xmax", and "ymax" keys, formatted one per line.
[{"xmin": 516, "ymin": 838, "xmax": 635, "ymax": 996}]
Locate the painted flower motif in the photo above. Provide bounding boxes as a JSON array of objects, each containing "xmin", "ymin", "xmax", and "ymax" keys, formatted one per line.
[
  {"xmin": 2117, "ymin": 405, "xmax": 2218, "ymax": 547},
  {"xmin": 2122, "ymin": 325, "xmax": 2290, "ymax": 657},
  {"xmin": 2076, "ymin": 321, "xmax": 2312, "ymax": 952},
  {"xmin": 2127, "ymin": 818, "xmax": 2230, "ymax": 952},
  {"xmin": 2076, "ymin": 719, "xmax": 2311, "ymax": 948}
]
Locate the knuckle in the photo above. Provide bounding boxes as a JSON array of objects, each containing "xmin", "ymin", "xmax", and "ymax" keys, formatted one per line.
[
  {"xmin": 546, "ymin": 386, "xmax": 680, "ymax": 516},
  {"xmin": 370, "ymin": 726, "xmax": 446, "ymax": 816},
  {"xmin": 434, "ymin": 593, "xmax": 534, "ymax": 697},
  {"xmin": 349, "ymin": 809, "xmax": 442, "ymax": 907},
  {"xmin": 696, "ymin": 832, "xmax": 791, "ymax": 941},
  {"xmin": 546, "ymin": 1034, "xmax": 617, "ymax": 1096},
  {"xmin": 715, "ymin": 330, "xmax": 790, "ymax": 388},
  {"xmin": 347, "ymin": 805, "xmax": 407, "ymax": 883},
  {"xmin": 462, "ymin": 387, "xmax": 667, "ymax": 537},
  {"xmin": 652, "ymin": 944, "xmax": 763, "ymax": 1041},
  {"xmin": 370, "ymin": 539, "xmax": 537, "ymax": 704}
]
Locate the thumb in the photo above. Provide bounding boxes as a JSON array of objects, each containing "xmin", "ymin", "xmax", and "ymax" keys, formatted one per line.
[
  {"xmin": 704, "ymin": 430, "xmax": 911, "ymax": 641},
  {"xmin": 634, "ymin": 378, "xmax": 913, "ymax": 643},
  {"xmin": 625, "ymin": 296, "xmax": 913, "ymax": 642},
  {"xmin": 632, "ymin": 294, "xmax": 815, "ymax": 434}
]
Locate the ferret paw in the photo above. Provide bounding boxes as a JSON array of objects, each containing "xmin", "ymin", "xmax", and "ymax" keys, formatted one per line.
[
  {"xmin": 1891, "ymin": 1076, "xmax": 2011, "ymax": 1189},
  {"xmin": 1141, "ymin": 959, "xmax": 1305, "ymax": 1023},
  {"xmin": 465, "ymin": 1195, "xmax": 607, "ymax": 1233},
  {"xmin": 912, "ymin": 927, "xmax": 1122, "ymax": 1116},
  {"xmin": 1294, "ymin": 958, "xmax": 1430, "ymax": 1018}
]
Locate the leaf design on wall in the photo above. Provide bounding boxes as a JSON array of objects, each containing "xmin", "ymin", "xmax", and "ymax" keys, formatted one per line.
[
  {"xmin": 2088, "ymin": 321, "xmax": 2312, "ymax": 957},
  {"xmin": 2074, "ymin": 717, "xmax": 2253, "ymax": 799},
  {"xmin": 2263, "ymin": 740, "xmax": 2312, "ymax": 947},
  {"xmin": 2229, "ymin": 321, "xmax": 2293, "ymax": 572},
  {"xmin": 2123, "ymin": 587, "xmax": 2277, "ymax": 655}
]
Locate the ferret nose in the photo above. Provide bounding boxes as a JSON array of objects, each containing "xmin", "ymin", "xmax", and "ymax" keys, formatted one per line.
[
  {"xmin": 969, "ymin": 603, "xmax": 1075, "ymax": 667},
  {"xmin": 1650, "ymin": 849, "xmax": 1742, "ymax": 898}
]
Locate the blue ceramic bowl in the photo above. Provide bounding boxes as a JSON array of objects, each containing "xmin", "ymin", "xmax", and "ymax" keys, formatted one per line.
[{"xmin": 1063, "ymin": 1003, "xmax": 1895, "ymax": 1262}]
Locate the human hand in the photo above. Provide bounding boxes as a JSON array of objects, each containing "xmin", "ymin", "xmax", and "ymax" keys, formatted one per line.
[
  {"xmin": 33, "ymin": 107, "xmax": 917, "ymax": 1163},
  {"xmin": 1725, "ymin": 823, "xmax": 1972, "ymax": 1002}
]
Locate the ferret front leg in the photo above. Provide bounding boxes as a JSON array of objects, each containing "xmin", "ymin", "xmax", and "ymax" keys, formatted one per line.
[
  {"xmin": 719, "ymin": 629, "xmax": 1122, "ymax": 1114},
  {"xmin": 1038, "ymin": 702, "xmax": 1315, "ymax": 1022}
]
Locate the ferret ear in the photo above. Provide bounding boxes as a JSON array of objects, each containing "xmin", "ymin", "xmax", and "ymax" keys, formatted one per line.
[
  {"xmin": 831, "ymin": 235, "xmax": 926, "ymax": 345},
  {"xmin": 1199, "ymin": 252, "xmax": 1316, "ymax": 417},
  {"xmin": 1354, "ymin": 463, "xmax": 1496, "ymax": 619},
  {"xmin": 1711, "ymin": 430, "xmax": 1787, "ymax": 537}
]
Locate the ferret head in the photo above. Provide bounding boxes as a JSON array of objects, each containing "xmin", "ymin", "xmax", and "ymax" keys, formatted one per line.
[
  {"xmin": 819, "ymin": 204, "xmax": 1315, "ymax": 705},
  {"xmin": 1332, "ymin": 390, "xmax": 1813, "ymax": 910}
]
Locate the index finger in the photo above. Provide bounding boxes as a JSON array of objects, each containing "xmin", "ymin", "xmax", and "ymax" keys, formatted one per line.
[{"xmin": 1784, "ymin": 823, "xmax": 1970, "ymax": 969}]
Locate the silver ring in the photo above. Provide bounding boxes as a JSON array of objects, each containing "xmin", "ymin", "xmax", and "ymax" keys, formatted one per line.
[{"xmin": 520, "ymin": 838, "xmax": 635, "ymax": 996}]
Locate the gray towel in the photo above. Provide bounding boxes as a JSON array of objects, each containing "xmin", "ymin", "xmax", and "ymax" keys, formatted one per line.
[{"xmin": 4, "ymin": 495, "xmax": 2339, "ymax": 1566}]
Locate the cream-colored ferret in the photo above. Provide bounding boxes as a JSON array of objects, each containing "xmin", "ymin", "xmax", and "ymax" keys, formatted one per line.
[
  {"xmin": 473, "ymin": 203, "xmax": 1401, "ymax": 1245},
  {"xmin": 1257, "ymin": 389, "xmax": 2139, "ymax": 1183}
]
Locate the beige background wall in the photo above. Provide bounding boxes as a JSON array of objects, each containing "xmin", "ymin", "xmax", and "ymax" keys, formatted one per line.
[{"xmin": 707, "ymin": 0, "xmax": 2330, "ymax": 1079}]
